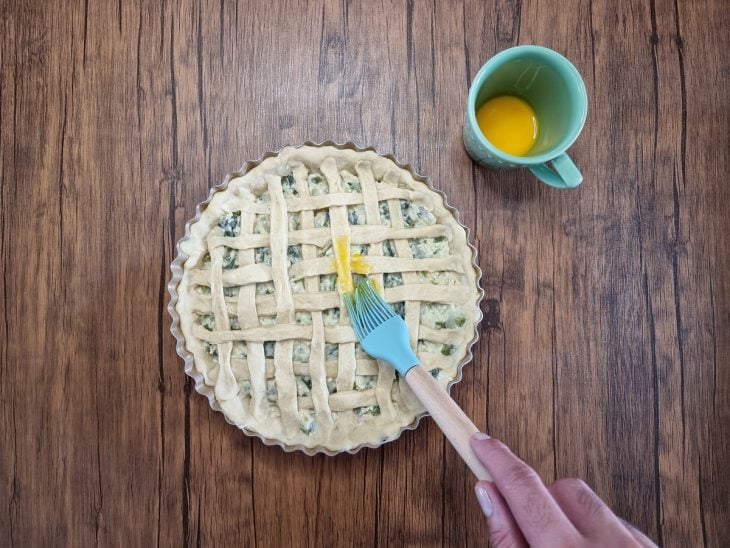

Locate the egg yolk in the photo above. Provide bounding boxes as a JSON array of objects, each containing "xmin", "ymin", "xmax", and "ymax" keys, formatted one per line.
[
  {"xmin": 476, "ymin": 95, "xmax": 538, "ymax": 156},
  {"xmin": 351, "ymin": 255, "xmax": 372, "ymax": 275},
  {"xmin": 334, "ymin": 236, "xmax": 354, "ymax": 293},
  {"xmin": 333, "ymin": 236, "xmax": 373, "ymax": 294}
]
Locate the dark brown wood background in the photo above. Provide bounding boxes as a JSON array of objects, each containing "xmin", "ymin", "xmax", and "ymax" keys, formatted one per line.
[{"xmin": 1, "ymin": 0, "xmax": 728, "ymax": 546}]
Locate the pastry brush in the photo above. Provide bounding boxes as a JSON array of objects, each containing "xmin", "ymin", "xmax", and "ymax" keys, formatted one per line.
[{"xmin": 344, "ymin": 279, "xmax": 492, "ymax": 481}]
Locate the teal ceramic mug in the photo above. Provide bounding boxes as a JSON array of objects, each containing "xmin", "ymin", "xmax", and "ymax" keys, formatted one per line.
[{"xmin": 463, "ymin": 45, "xmax": 588, "ymax": 189}]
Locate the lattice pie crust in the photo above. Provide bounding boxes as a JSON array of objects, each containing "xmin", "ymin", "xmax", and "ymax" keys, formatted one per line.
[{"xmin": 175, "ymin": 146, "xmax": 481, "ymax": 452}]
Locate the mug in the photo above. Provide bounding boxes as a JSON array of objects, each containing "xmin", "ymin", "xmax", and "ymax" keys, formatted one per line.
[{"xmin": 463, "ymin": 45, "xmax": 588, "ymax": 189}]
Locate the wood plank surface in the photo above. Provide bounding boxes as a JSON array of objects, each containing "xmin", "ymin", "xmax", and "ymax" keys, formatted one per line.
[{"xmin": 1, "ymin": 0, "xmax": 728, "ymax": 546}]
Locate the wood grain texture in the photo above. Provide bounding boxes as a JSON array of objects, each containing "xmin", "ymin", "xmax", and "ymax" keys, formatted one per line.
[{"xmin": 1, "ymin": 0, "xmax": 728, "ymax": 546}]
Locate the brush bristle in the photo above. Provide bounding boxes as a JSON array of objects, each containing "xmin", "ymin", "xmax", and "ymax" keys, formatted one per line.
[{"xmin": 346, "ymin": 279, "xmax": 396, "ymax": 337}]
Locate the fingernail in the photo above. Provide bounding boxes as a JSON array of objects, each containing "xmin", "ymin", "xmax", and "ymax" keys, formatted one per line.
[
  {"xmin": 473, "ymin": 432, "xmax": 490, "ymax": 441},
  {"xmin": 474, "ymin": 484, "xmax": 493, "ymax": 518}
]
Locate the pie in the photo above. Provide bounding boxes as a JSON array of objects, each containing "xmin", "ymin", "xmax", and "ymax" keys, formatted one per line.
[{"xmin": 172, "ymin": 144, "xmax": 482, "ymax": 452}]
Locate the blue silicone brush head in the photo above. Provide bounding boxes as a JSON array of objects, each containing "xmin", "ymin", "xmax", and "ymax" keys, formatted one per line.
[{"xmin": 344, "ymin": 279, "xmax": 419, "ymax": 376}]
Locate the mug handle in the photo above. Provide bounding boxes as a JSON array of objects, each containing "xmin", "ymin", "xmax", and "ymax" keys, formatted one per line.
[{"xmin": 528, "ymin": 153, "xmax": 583, "ymax": 189}]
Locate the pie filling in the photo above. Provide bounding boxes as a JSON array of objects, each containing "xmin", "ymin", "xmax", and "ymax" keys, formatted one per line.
[{"xmin": 177, "ymin": 148, "xmax": 478, "ymax": 451}]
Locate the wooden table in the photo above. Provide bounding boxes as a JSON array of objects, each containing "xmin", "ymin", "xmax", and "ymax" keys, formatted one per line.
[{"xmin": 2, "ymin": 1, "xmax": 728, "ymax": 546}]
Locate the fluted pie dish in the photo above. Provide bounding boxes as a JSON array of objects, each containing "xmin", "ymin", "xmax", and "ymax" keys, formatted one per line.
[{"xmin": 168, "ymin": 143, "xmax": 483, "ymax": 453}]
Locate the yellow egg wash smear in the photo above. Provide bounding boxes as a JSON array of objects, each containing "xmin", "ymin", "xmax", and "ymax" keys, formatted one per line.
[
  {"xmin": 477, "ymin": 95, "xmax": 538, "ymax": 156},
  {"xmin": 333, "ymin": 235, "xmax": 373, "ymax": 294},
  {"xmin": 333, "ymin": 236, "xmax": 353, "ymax": 293},
  {"xmin": 351, "ymin": 255, "xmax": 372, "ymax": 275}
]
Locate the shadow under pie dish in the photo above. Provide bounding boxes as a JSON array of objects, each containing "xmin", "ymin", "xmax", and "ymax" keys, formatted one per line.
[{"xmin": 168, "ymin": 142, "xmax": 483, "ymax": 454}]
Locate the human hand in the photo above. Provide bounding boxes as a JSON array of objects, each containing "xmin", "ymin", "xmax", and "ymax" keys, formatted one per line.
[{"xmin": 470, "ymin": 434, "xmax": 657, "ymax": 547}]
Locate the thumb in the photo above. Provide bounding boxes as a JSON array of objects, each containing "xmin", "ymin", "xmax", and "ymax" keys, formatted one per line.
[{"xmin": 474, "ymin": 481, "xmax": 528, "ymax": 548}]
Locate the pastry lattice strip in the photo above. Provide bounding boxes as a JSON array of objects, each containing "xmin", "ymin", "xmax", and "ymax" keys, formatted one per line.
[{"xmin": 293, "ymin": 162, "xmax": 334, "ymax": 434}]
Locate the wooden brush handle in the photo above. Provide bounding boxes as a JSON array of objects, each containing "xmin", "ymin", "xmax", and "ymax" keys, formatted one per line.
[{"xmin": 405, "ymin": 365, "xmax": 493, "ymax": 481}]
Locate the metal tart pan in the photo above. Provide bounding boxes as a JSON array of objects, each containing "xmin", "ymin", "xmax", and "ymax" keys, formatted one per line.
[{"xmin": 167, "ymin": 141, "xmax": 484, "ymax": 456}]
